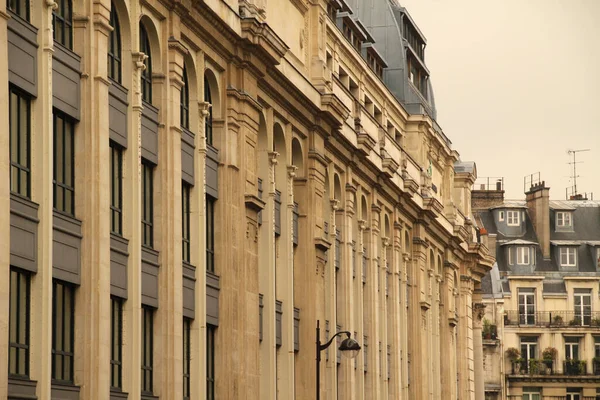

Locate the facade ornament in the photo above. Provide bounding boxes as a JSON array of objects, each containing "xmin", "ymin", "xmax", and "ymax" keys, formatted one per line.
[{"xmin": 473, "ymin": 302, "xmax": 486, "ymax": 323}]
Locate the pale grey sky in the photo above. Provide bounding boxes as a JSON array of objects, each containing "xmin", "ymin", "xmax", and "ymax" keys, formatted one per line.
[{"xmin": 400, "ymin": 0, "xmax": 600, "ymax": 200}]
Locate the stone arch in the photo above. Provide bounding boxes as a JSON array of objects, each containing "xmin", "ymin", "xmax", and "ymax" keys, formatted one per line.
[
  {"xmin": 360, "ymin": 195, "xmax": 368, "ymax": 221},
  {"xmin": 333, "ymin": 173, "xmax": 342, "ymax": 203},
  {"xmin": 404, "ymin": 230, "xmax": 411, "ymax": 253},
  {"xmin": 138, "ymin": 14, "xmax": 161, "ymax": 73},
  {"xmin": 291, "ymin": 137, "xmax": 304, "ymax": 175},
  {"xmin": 204, "ymin": 68, "xmax": 221, "ymax": 118},
  {"xmin": 429, "ymin": 249, "xmax": 435, "ymax": 271},
  {"xmin": 437, "ymin": 255, "xmax": 443, "ymax": 277},
  {"xmin": 384, "ymin": 214, "xmax": 391, "ymax": 238}
]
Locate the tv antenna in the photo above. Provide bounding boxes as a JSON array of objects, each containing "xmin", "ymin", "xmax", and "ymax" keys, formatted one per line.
[{"xmin": 567, "ymin": 148, "xmax": 590, "ymax": 196}]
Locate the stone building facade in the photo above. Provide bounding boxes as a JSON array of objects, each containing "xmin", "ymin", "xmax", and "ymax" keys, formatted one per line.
[
  {"xmin": 475, "ymin": 178, "xmax": 600, "ymax": 400},
  {"xmin": 0, "ymin": 0, "xmax": 493, "ymax": 399}
]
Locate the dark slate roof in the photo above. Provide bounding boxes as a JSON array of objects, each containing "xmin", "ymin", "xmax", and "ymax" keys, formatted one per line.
[
  {"xmin": 475, "ymin": 210, "xmax": 498, "ymax": 234},
  {"xmin": 543, "ymin": 280, "xmax": 566, "ymax": 294},
  {"xmin": 501, "ymin": 280, "xmax": 511, "ymax": 293},
  {"xmin": 550, "ymin": 206, "xmax": 600, "ymax": 241},
  {"xmin": 481, "ymin": 272, "xmax": 493, "ymax": 295}
]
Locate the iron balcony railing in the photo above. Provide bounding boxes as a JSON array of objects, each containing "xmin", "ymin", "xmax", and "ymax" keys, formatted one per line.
[
  {"xmin": 504, "ymin": 310, "xmax": 600, "ymax": 328},
  {"xmin": 509, "ymin": 397, "xmax": 597, "ymax": 400},
  {"xmin": 510, "ymin": 359, "xmax": 600, "ymax": 376}
]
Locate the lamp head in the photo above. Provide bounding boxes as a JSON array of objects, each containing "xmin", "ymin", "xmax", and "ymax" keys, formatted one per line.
[{"xmin": 339, "ymin": 336, "xmax": 361, "ymax": 359}]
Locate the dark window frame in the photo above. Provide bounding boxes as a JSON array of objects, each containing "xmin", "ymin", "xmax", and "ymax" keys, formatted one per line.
[
  {"xmin": 108, "ymin": 2, "xmax": 122, "ymax": 83},
  {"xmin": 206, "ymin": 325, "xmax": 216, "ymax": 400},
  {"xmin": 140, "ymin": 23, "xmax": 152, "ymax": 104},
  {"xmin": 183, "ymin": 318, "xmax": 191, "ymax": 400},
  {"xmin": 141, "ymin": 306, "xmax": 154, "ymax": 395},
  {"xmin": 7, "ymin": 0, "xmax": 30, "ymax": 22},
  {"xmin": 204, "ymin": 76, "xmax": 213, "ymax": 146},
  {"xmin": 180, "ymin": 66, "xmax": 190, "ymax": 129},
  {"xmin": 52, "ymin": 280, "xmax": 75, "ymax": 383},
  {"xmin": 141, "ymin": 160, "xmax": 154, "ymax": 248},
  {"xmin": 182, "ymin": 183, "xmax": 191, "ymax": 263},
  {"xmin": 53, "ymin": 111, "xmax": 76, "ymax": 216},
  {"xmin": 110, "ymin": 296, "xmax": 123, "ymax": 390},
  {"xmin": 110, "ymin": 142, "xmax": 123, "ymax": 235},
  {"xmin": 206, "ymin": 195, "xmax": 215, "ymax": 273},
  {"xmin": 9, "ymin": 86, "xmax": 31, "ymax": 199},
  {"xmin": 52, "ymin": 0, "xmax": 73, "ymax": 50},
  {"xmin": 9, "ymin": 267, "xmax": 31, "ymax": 378}
]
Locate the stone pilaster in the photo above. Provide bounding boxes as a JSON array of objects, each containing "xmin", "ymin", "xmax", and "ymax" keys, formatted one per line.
[
  {"xmin": 76, "ymin": 1, "xmax": 112, "ymax": 397},
  {"xmin": 472, "ymin": 301, "xmax": 486, "ymax": 400},
  {"xmin": 458, "ymin": 274, "xmax": 475, "ymax": 400},
  {"xmin": 0, "ymin": 4, "xmax": 10, "ymax": 399}
]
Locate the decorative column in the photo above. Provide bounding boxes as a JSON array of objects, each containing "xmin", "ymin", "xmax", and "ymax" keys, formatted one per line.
[
  {"xmin": 473, "ymin": 302, "xmax": 486, "ymax": 400},
  {"xmin": 77, "ymin": 2, "xmax": 112, "ymax": 397},
  {"xmin": 356, "ymin": 217, "xmax": 367, "ymax": 399},
  {"xmin": 0, "ymin": 4, "xmax": 10, "ymax": 399},
  {"xmin": 458, "ymin": 275, "xmax": 475, "ymax": 400},
  {"xmin": 389, "ymin": 221, "xmax": 403, "ymax": 399},
  {"xmin": 326, "ymin": 197, "xmax": 339, "ymax": 400},
  {"xmin": 401, "ymin": 246, "xmax": 411, "ymax": 400}
]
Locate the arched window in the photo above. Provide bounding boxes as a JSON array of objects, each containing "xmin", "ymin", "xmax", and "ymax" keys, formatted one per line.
[
  {"xmin": 180, "ymin": 66, "xmax": 189, "ymax": 129},
  {"xmin": 204, "ymin": 75, "xmax": 213, "ymax": 146},
  {"xmin": 140, "ymin": 23, "xmax": 152, "ymax": 104},
  {"xmin": 108, "ymin": 3, "xmax": 122, "ymax": 83},
  {"xmin": 53, "ymin": 0, "xmax": 73, "ymax": 49}
]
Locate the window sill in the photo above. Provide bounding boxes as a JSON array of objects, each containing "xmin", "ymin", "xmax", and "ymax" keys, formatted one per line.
[{"xmin": 110, "ymin": 388, "xmax": 128, "ymax": 399}]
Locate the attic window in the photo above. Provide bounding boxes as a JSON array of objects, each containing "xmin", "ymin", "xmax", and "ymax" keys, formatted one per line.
[
  {"xmin": 343, "ymin": 21, "xmax": 361, "ymax": 51},
  {"xmin": 407, "ymin": 55, "xmax": 428, "ymax": 98},
  {"xmin": 367, "ymin": 50, "xmax": 384, "ymax": 78},
  {"xmin": 559, "ymin": 247, "xmax": 577, "ymax": 267},
  {"xmin": 507, "ymin": 210, "xmax": 520, "ymax": 226},
  {"xmin": 556, "ymin": 211, "xmax": 572, "ymax": 228},
  {"xmin": 499, "ymin": 211, "xmax": 505, "ymax": 222},
  {"xmin": 327, "ymin": 3, "xmax": 337, "ymax": 21}
]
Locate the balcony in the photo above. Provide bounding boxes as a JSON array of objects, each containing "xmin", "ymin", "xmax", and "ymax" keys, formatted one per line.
[
  {"xmin": 509, "ymin": 358, "xmax": 600, "ymax": 377},
  {"xmin": 504, "ymin": 311, "xmax": 600, "ymax": 328},
  {"xmin": 508, "ymin": 397, "xmax": 597, "ymax": 400}
]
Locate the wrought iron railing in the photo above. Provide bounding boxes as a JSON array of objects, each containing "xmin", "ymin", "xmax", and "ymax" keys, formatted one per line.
[
  {"xmin": 504, "ymin": 310, "xmax": 600, "ymax": 328},
  {"xmin": 510, "ymin": 359, "xmax": 555, "ymax": 375}
]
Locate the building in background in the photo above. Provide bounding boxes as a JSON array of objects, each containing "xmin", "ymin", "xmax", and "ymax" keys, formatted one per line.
[
  {"xmin": 0, "ymin": 0, "xmax": 493, "ymax": 399},
  {"xmin": 474, "ymin": 175, "xmax": 600, "ymax": 400}
]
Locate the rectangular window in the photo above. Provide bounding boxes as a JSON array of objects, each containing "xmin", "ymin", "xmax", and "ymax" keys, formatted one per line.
[
  {"xmin": 518, "ymin": 288, "xmax": 535, "ymax": 325},
  {"xmin": 594, "ymin": 337, "xmax": 600, "ymax": 358},
  {"xmin": 53, "ymin": 111, "xmax": 75, "ymax": 216},
  {"xmin": 7, "ymin": 0, "xmax": 30, "ymax": 21},
  {"xmin": 141, "ymin": 161, "xmax": 154, "ymax": 248},
  {"xmin": 517, "ymin": 247, "xmax": 530, "ymax": 265},
  {"xmin": 507, "ymin": 210, "xmax": 520, "ymax": 226},
  {"xmin": 183, "ymin": 318, "xmax": 191, "ymax": 400},
  {"xmin": 565, "ymin": 337, "xmax": 579, "ymax": 360},
  {"xmin": 206, "ymin": 195, "xmax": 215, "ymax": 273},
  {"xmin": 557, "ymin": 211, "xmax": 572, "ymax": 228},
  {"xmin": 207, "ymin": 325, "xmax": 216, "ymax": 400},
  {"xmin": 110, "ymin": 297, "xmax": 123, "ymax": 390},
  {"xmin": 573, "ymin": 290, "xmax": 592, "ymax": 326},
  {"xmin": 110, "ymin": 143, "xmax": 123, "ymax": 235},
  {"xmin": 52, "ymin": 0, "xmax": 72, "ymax": 49},
  {"xmin": 52, "ymin": 280, "xmax": 75, "ymax": 383},
  {"xmin": 182, "ymin": 183, "xmax": 191, "ymax": 263},
  {"xmin": 9, "ymin": 87, "xmax": 31, "ymax": 198},
  {"xmin": 141, "ymin": 306, "xmax": 154, "ymax": 395},
  {"xmin": 9, "ymin": 268, "xmax": 30, "ymax": 377},
  {"xmin": 520, "ymin": 337, "xmax": 537, "ymax": 365},
  {"xmin": 560, "ymin": 247, "xmax": 577, "ymax": 266},
  {"xmin": 508, "ymin": 247, "xmax": 513, "ymax": 265},
  {"xmin": 499, "ymin": 211, "xmax": 504, "ymax": 222},
  {"xmin": 522, "ymin": 391, "xmax": 540, "ymax": 400}
]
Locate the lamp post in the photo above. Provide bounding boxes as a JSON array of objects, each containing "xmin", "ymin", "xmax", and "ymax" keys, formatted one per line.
[{"xmin": 316, "ymin": 320, "xmax": 361, "ymax": 400}]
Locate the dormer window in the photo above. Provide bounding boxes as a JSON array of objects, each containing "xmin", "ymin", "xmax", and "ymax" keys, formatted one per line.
[
  {"xmin": 342, "ymin": 22, "xmax": 361, "ymax": 50},
  {"xmin": 556, "ymin": 211, "xmax": 572, "ymax": 228},
  {"xmin": 517, "ymin": 247, "xmax": 530, "ymax": 265},
  {"xmin": 507, "ymin": 210, "xmax": 520, "ymax": 226},
  {"xmin": 560, "ymin": 247, "xmax": 577, "ymax": 267}
]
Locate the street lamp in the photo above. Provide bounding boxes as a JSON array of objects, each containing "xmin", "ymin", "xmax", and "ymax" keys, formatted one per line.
[{"xmin": 316, "ymin": 320, "xmax": 361, "ymax": 400}]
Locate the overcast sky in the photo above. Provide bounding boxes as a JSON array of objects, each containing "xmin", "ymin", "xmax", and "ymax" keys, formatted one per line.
[{"xmin": 399, "ymin": 0, "xmax": 600, "ymax": 200}]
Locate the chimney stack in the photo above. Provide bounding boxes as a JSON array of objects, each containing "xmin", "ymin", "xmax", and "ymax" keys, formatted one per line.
[{"xmin": 526, "ymin": 181, "xmax": 550, "ymax": 259}]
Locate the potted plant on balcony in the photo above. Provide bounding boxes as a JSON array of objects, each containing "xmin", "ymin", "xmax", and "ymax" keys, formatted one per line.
[
  {"xmin": 591, "ymin": 317, "xmax": 600, "ymax": 327},
  {"xmin": 552, "ymin": 315, "xmax": 564, "ymax": 326},
  {"xmin": 506, "ymin": 347, "xmax": 521, "ymax": 373},
  {"xmin": 542, "ymin": 347, "xmax": 557, "ymax": 373},
  {"xmin": 482, "ymin": 318, "xmax": 497, "ymax": 340},
  {"xmin": 528, "ymin": 358, "xmax": 540, "ymax": 374},
  {"xmin": 569, "ymin": 317, "xmax": 582, "ymax": 326},
  {"xmin": 564, "ymin": 358, "xmax": 586, "ymax": 375}
]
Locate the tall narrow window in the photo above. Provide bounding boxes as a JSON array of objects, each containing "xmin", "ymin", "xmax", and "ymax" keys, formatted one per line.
[
  {"xmin": 520, "ymin": 337, "xmax": 537, "ymax": 372},
  {"xmin": 518, "ymin": 288, "xmax": 535, "ymax": 325},
  {"xmin": 574, "ymin": 290, "xmax": 592, "ymax": 326},
  {"xmin": 180, "ymin": 66, "xmax": 190, "ymax": 129},
  {"xmin": 182, "ymin": 183, "xmax": 191, "ymax": 263},
  {"xmin": 183, "ymin": 318, "xmax": 191, "ymax": 400},
  {"xmin": 9, "ymin": 268, "xmax": 30, "ymax": 377},
  {"xmin": 206, "ymin": 195, "xmax": 215, "ymax": 273},
  {"xmin": 52, "ymin": 280, "xmax": 75, "ymax": 383},
  {"xmin": 206, "ymin": 325, "xmax": 216, "ymax": 400},
  {"xmin": 9, "ymin": 87, "xmax": 31, "ymax": 198},
  {"xmin": 204, "ymin": 76, "xmax": 213, "ymax": 146},
  {"xmin": 53, "ymin": 111, "xmax": 75, "ymax": 216},
  {"xmin": 141, "ymin": 306, "xmax": 154, "ymax": 395},
  {"xmin": 52, "ymin": 0, "xmax": 73, "ymax": 49},
  {"xmin": 140, "ymin": 23, "xmax": 152, "ymax": 104},
  {"xmin": 107, "ymin": 3, "xmax": 122, "ymax": 83},
  {"xmin": 110, "ymin": 143, "xmax": 123, "ymax": 235},
  {"xmin": 141, "ymin": 161, "xmax": 154, "ymax": 248},
  {"xmin": 7, "ymin": 0, "xmax": 30, "ymax": 21},
  {"xmin": 565, "ymin": 337, "xmax": 579, "ymax": 360},
  {"xmin": 110, "ymin": 297, "xmax": 123, "ymax": 390}
]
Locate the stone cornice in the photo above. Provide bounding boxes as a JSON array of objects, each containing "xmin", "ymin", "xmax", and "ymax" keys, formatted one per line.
[{"xmin": 240, "ymin": 17, "xmax": 288, "ymax": 66}]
